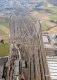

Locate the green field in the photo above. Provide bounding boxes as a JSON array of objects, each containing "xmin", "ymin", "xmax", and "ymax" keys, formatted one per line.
[
  {"xmin": 41, "ymin": 23, "xmax": 53, "ymax": 31},
  {"xmin": 49, "ymin": 13, "xmax": 57, "ymax": 20},
  {"xmin": 0, "ymin": 21, "xmax": 9, "ymax": 28},
  {"xmin": 46, "ymin": 6, "xmax": 57, "ymax": 20},
  {"xmin": 0, "ymin": 21, "xmax": 9, "ymax": 35},
  {"xmin": 48, "ymin": 6, "xmax": 57, "ymax": 12},
  {"xmin": 0, "ymin": 43, "xmax": 9, "ymax": 57},
  {"xmin": 0, "ymin": 17, "xmax": 9, "ymax": 28},
  {"xmin": 0, "ymin": 18, "xmax": 10, "ymax": 57},
  {"xmin": 0, "ymin": 29, "xmax": 6, "ymax": 36}
]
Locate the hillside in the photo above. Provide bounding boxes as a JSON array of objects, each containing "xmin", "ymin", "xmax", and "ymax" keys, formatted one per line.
[
  {"xmin": 0, "ymin": 0, "xmax": 57, "ymax": 32},
  {"xmin": 48, "ymin": 0, "xmax": 57, "ymax": 6},
  {"xmin": 48, "ymin": 27, "xmax": 57, "ymax": 34},
  {"xmin": 0, "ymin": 0, "xmax": 57, "ymax": 16},
  {"xmin": 0, "ymin": 0, "xmax": 57, "ymax": 10},
  {"xmin": 0, "ymin": 17, "xmax": 10, "ymax": 43}
]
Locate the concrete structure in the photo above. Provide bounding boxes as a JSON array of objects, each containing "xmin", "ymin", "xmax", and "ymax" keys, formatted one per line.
[
  {"xmin": 44, "ymin": 44, "xmax": 57, "ymax": 56},
  {"xmin": 9, "ymin": 14, "xmax": 51, "ymax": 80},
  {"xmin": 47, "ymin": 56, "xmax": 57, "ymax": 80}
]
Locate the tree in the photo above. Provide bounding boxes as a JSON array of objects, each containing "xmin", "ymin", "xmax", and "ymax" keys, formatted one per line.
[{"xmin": 0, "ymin": 39, "xmax": 4, "ymax": 44}]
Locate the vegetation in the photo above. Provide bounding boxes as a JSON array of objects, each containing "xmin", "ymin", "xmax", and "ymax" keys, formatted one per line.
[
  {"xmin": 0, "ymin": 24, "xmax": 9, "ymax": 35},
  {"xmin": 49, "ymin": 6, "xmax": 57, "ymax": 11},
  {"xmin": 49, "ymin": 13, "xmax": 57, "ymax": 20},
  {"xmin": 0, "ymin": 43, "xmax": 9, "ymax": 57},
  {"xmin": 0, "ymin": 29, "xmax": 6, "ymax": 36},
  {"xmin": 41, "ymin": 22, "xmax": 53, "ymax": 31},
  {"xmin": 0, "ymin": 21, "xmax": 9, "ymax": 28},
  {"xmin": 0, "ymin": 18, "xmax": 9, "ymax": 36},
  {"xmin": 0, "ymin": 18, "xmax": 10, "ymax": 57}
]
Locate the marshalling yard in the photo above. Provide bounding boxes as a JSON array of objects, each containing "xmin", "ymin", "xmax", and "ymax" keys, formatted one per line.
[{"xmin": 0, "ymin": 14, "xmax": 57, "ymax": 80}]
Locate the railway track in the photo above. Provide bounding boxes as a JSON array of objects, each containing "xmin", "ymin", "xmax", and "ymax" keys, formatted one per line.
[{"xmin": 8, "ymin": 14, "xmax": 51, "ymax": 80}]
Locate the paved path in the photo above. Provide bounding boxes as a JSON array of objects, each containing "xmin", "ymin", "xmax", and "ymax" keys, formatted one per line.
[
  {"xmin": 0, "ymin": 65, "xmax": 3, "ymax": 79},
  {"xmin": 0, "ymin": 57, "xmax": 8, "ymax": 79}
]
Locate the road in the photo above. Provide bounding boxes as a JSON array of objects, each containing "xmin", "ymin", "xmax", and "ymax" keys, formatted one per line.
[
  {"xmin": 0, "ymin": 65, "xmax": 3, "ymax": 79},
  {"xmin": 0, "ymin": 57, "xmax": 8, "ymax": 79}
]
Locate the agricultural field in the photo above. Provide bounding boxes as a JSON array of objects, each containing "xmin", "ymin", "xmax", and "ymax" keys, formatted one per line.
[
  {"xmin": 49, "ymin": 13, "xmax": 57, "ymax": 20},
  {"xmin": 0, "ymin": 17, "xmax": 10, "ymax": 57},
  {"xmin": 0, "ymin": 17, "xmax": 10, "ymax": 41},
  {"xmin": 0, "ymin": 18, "xmax": 9, "ymax": 35},
  {"xmin": 48, "ymin": 6, "xmax": 57, "ymax": 13},
  {"xmin": 0, "ymin": 24, "xmax": 10, "ymax": 35},
  {"xmin": 30, "ymin": 10, "xmax": 57, "ymax": 31},
  {"xmin": 0, "ymin": 43, "xmax": 9, "ymax": 57},
  {"xmin": 0, "ymin": 29, "xmax": 6, "ymax": 36}
]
